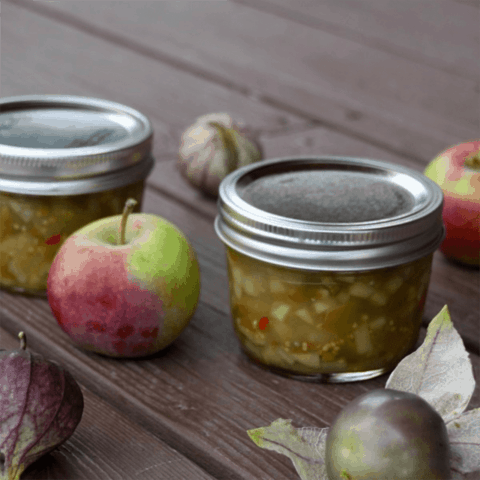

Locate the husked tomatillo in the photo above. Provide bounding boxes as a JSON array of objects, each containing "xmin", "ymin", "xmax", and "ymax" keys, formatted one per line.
[{"xmin": 325, "ymin": 388, "xmax": 451, "ymax": 480}]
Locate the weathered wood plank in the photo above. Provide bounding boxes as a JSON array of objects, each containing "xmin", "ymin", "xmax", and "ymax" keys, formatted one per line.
[
  {"xmin": 452, "ymin": 0, "xmax": 479, "ymax": 7},
  {"xmin": 0, "ymin": 1, "xmax": 303, "ymax": 144},
  {"xmin": 236, "ymin": 0, "xmax": 480, "ymax": 79},
  {"xmin": 0, "ymin": 328, "xmax": 219, "ymax": 480},
  {"xmin": 5, "ymin": 0, "xmax": 478, "ymax": 164}
]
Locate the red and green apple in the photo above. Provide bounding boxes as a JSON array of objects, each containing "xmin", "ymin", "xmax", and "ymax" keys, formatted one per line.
[
  {"xmin": 424, "ymin": 140, "xmax": 480, "ymax": 267},
  {"xmin": 47, "ymin": 199, "xmax": 201, "ymax": 357}
]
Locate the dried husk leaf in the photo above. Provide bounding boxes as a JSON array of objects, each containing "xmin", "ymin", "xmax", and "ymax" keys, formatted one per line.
[
  {"xmin": 247, "ymin": 305, "xmax": 479, "ymax": 480},
  {"xmin": 386, "ymin": 305, "xmax": 475, "ymax": 423},
  {"xmin": 229, "ymin": 127, "xmax": 262, "ymax": 169},
  {"xmin": 247, "ymin": 419, "xmax": 327, "ymax": 479},
  {"xmin": 0, "ymin": 345, "xmax": 83, "ymax": 480},
  {"xmin": 448, "ymin": 408, "xmax": 480, "ymax": 474}
]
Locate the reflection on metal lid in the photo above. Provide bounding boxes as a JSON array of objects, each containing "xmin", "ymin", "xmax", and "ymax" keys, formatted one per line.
[{"xmin": 0, "ymin": 95, "xmax": 154, "ymax": 195}]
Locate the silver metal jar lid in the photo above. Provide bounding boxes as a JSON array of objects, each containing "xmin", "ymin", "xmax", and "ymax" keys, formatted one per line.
[
  {"xmin": 0, "ymin": 95, "xmax": 154, "ymax": 195},
  {"xmin": 214, "ymin": 156, "xmax": 445, "ymax": 271}
]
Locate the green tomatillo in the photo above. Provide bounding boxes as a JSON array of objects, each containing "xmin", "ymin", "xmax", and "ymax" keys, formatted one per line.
[{"xmin": 325, "ymin": 388, "xmax": 451, "ymax": 480}]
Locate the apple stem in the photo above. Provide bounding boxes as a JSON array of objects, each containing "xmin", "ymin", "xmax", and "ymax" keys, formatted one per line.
[
  {"xmin": 18, "ymin": 331, "xmax": 26, "ymax": 350},
  {"xmin": 119, "ymin": 198, "xmax": 138, "ymax": 246},
  {"xmin": 465, "ymin": 151, "xmax": 480, "ymax": 171}
]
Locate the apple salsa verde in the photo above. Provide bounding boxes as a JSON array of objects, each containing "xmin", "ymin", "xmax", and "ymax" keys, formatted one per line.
[
  {"xmin": 214, "ymin": 156, "xmax": 445, "ymax": 382},
  {"xmin": 0, "ymin": 95, "xmax": 154, "ymax": 296}
]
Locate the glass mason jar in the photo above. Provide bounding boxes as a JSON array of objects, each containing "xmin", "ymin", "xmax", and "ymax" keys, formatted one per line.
[
  {"xmin": 0, "ymin": 95, "xmax": 155, "ymax": 297},
  {"xmin": 214, "ymin": 156, "xmax": 445, "ymax": 382}
]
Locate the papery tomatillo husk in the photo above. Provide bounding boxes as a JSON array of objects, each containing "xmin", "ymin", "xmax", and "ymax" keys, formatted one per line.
[
  {"xmin": 0, "ymin": 332, "xmax": 84, "ymax": 480},
  {"xmin": 178, "ymin": 113, "xmax": 263, "ymax": 197}
]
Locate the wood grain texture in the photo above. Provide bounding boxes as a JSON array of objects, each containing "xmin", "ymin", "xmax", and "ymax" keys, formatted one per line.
[
  {"xmin": 234, "ymin": 0, "xmax": 480, "ymax": 79},
  {"xmin": 1, "ymin": 1, "xmax": 303, "ymax": 143}
]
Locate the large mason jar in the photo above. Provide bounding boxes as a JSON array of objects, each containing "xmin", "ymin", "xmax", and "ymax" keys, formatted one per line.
[{"xmin": 215, "ymin": 156, "xmax": 445, "ymax": 382}]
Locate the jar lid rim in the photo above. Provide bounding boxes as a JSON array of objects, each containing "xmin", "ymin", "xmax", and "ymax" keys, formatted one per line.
[
  {"xmin": 214, "ymin": 156, "xmax": 445, "ymax": 270},
  {"xmin": 0, "ymin": 94, "xmax": 153, "ymax": 178}
]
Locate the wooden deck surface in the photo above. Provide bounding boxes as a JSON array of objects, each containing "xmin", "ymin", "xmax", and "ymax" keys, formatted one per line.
[{"xmin": 1, "ymin": 1, "xmax": 479, "ymax": 478}]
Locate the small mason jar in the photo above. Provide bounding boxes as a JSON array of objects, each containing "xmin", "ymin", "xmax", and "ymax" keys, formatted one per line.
[
  {"xmin": 214, "ymin": 156, "xmax": 445, "ymax": 382},
  {"xmin": 0, "ymin": 95, "xmax": 155, "ymax": 297}
]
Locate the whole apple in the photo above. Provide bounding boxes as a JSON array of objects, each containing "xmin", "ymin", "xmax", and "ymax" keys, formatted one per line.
[
  {"xmin": 424, "ymin": 140, "xmax": 480, "ymax": 267},
  {"xmin": 47, "ymin": 199, "xmax": 201, "ymax": 357}
]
